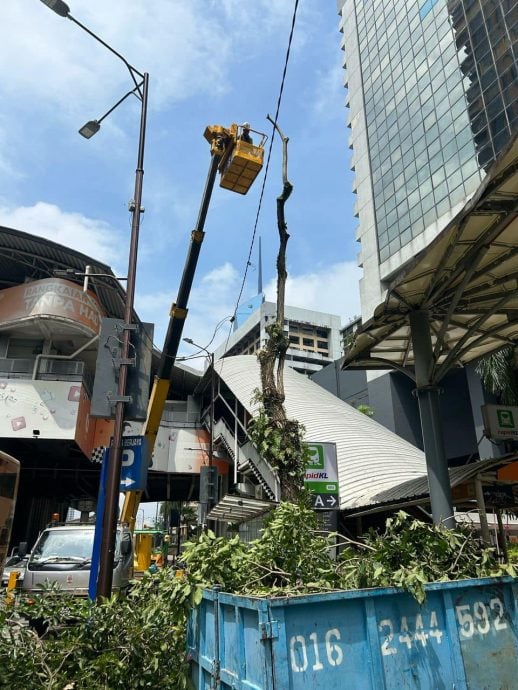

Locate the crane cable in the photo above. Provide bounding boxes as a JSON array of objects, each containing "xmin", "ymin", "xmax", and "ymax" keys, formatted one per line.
[{"xmin": 223, "ymin": 0, "xmax": 301, "ymax": 355}]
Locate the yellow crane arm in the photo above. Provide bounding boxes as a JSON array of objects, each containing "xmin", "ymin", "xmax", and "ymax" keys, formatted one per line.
[{"xmin": 120, "ymin": 123, "xmax": 266, "ymax": 531}]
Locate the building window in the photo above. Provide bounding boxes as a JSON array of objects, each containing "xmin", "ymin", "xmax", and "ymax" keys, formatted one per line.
[
  {"xmin": 317, "ymin": 340, "xmax": 328, "ymax": 350},
  {"xmin": 289, "ymin": 335, "xmax": 300, "ymax": 344},
  {"xmin": 7, "ymin": 338, "xmax": 44, "ymax": 358},
  {"xmin": 302, "ymin": 338, "xmax": 314, "ymax": 348}
]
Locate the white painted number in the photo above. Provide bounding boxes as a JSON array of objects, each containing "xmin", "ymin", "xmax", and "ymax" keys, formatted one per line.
[
  {"xmin": 289, "ymin": 598, "xmax": 509, "ymax": 673},
  {"xmin": 381, "ymin": 611, "xmax": 444, "ymax": 655},
  {"xmin": 309, "ymin": 632, "xmax": 324, "ymax": 671},
  {"xmin": 456, "ymin": 605, "xmax": 475, "ymax": 638},
  {"xmin": 398, "ymin": 616, "xmax": 413, "ymax": 648},
  {"xmin": 456, "ymin": 598, "xmax": 508, "ymax": 638},
  {"xmin": 290, "ymin": 635, "xmax": 308, "ymax": 673},
  {"xmin": 289, "ymin": 629, "xmax": 344, "ymax": 673},
  {"xmin": 474, "ymin": 602, "xmax": 490, "ymax": 635},
  {"xmin": 414, "ymin": 613, "xmax": 428, "ymax": 647},
  {"xmin": 429, "ymin": 611, "xmax": 443, "ymax": 644},
  {"xmin": 325, "ymin": 628, "xmax": 343, "ymax": 667},
  {"xmin": 379, "ymin": 619, "xmax": 397, "ymax": 656},
  {"xmin": 490, "ymin": 598, "xmax": 508, "ymax": 631}
]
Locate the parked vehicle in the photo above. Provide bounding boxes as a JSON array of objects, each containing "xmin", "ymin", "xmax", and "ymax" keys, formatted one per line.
[
  {"xmin": 0, "ymin": 451, "xmax": 20, "ymax": 583},
  {"xmin": 22, "ymin": 523, "xmax": 133, "ymax": 596},
  {"xmin": 1, "ymin": 551, "xmax": 28, "ymax": 589},
  {"xmin": 188, "ymin": 576, "xmax": 518, "ymax": 690}
]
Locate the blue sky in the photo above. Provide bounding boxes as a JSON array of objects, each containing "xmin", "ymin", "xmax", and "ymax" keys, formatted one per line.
[{"xmin": 1, "ymin": 0, "xmax": 361, "ymax": 358}]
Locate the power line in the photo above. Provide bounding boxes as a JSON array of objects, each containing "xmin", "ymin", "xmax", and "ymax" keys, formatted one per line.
[{"xmin": 228, "ymin": 0, "xmax": 301, "ymax": 339}]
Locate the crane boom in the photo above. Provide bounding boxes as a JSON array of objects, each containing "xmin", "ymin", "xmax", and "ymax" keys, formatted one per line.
[{"xmin": 121, "ymin": 123, "xmax": 265, "ymax": 530}]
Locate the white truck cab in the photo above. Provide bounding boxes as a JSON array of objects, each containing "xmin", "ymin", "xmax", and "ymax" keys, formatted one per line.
[{"xmin": 22, "ymin": 523, "xmax": 133, "ymax": 596}]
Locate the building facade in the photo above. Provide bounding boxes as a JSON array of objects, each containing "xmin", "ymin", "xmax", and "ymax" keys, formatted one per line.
[
  {"xmin": 214, "ymin": 300, "xmax": 342, "ymax": 376},
  {"xmin": 329, "ymin": 1, "xmax": 517, "ymax": 463},
  {"xmin": 338, "ymin": 0, "xmax": 517, "ymax": 318}
]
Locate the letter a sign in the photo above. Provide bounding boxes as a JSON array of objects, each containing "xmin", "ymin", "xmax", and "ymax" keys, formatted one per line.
[{"xmin": 304, "ymin": 442, "xmax": 340, "ymax": 510}]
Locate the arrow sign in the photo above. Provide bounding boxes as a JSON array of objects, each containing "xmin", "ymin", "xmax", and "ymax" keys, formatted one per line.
[
  {"xmin": 119, "ymin": 436, "xmax": 149, "ymax": 492},
  {"xmin": 311, "ymin": 493, "xmax": 339, "ymax": 511}
]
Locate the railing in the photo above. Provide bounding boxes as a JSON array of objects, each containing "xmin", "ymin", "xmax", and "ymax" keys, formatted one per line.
[
  {"xmin": 0, "ymin": 357, "xmax": 93, "ymax": 397},
  {"xmin": 0, "ymin": 358, "xmax": 33, "ymax": 377},
  {"xmin": 212, "ymin": 417, "xmax": 280, "ymax": 501}
]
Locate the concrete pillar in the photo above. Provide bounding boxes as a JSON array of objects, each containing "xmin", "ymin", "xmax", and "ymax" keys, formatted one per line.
[{"xmin": 409, "ymin": 310, "xmax": 455, "ymax": 528}]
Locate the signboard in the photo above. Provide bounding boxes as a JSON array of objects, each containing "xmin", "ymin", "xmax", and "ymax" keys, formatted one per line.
[
  {"xmin": 91, "ymin": 319, "xmax": 154, "ymax": 420},
  {"xmin": 482, "ymin": 404, "xmax": 518, "ymax": 441},
  {"xmin": 304, "ymin": 442, "xmax": 340, "ymax": 510},
  {"xmin": 0, "ymin": 278, "xmax": 103, "ymax": 334},
  {"xmin": 119, "ymin": 436, "xmax": 149, "ymax": 491}
]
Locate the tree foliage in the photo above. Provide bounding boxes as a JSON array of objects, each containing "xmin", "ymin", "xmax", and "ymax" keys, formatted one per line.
[
  {"xmin": 182, "ymin": 504, "xmax": 513, "ymax": 603},
  {"xmin": 476, "ymin": 346, "xmax": 518, "ymax": 405},
  {"xmin": 0, "ymin": 571, "xmax": 197, "ymax": 689},
  {"xmin": 1, "ymin": 506, "xmax": 513, "ymax": 686}
]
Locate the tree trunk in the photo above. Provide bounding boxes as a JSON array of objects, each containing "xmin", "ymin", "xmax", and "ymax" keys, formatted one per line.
[{"xmin": 253, "ymin": 117, "xmax": 304, "ymax": 502}]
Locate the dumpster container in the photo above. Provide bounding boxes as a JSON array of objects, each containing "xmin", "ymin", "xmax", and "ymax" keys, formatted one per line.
[{"xmin": 187, "ymin": 576, "xmax": 518, "ymax": 689}]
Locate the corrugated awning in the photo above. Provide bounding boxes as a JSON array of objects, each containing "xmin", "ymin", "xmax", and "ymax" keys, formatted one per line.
[
  {"xmin": 344, "ymin": 455, "xmax": 518, "ymax": 518},
  {"xmin": 343, "ymin": 133, "xmax": 518, "ymax": 383},
  {"xmin": 207, "ymin": 494, "xmax": 278, "ymax": 523}
]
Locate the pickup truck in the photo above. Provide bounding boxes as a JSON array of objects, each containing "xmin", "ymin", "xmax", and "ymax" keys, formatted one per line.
[{"xmin": 21, "ymin": 523, "xmax": 133, "ymax": 596}]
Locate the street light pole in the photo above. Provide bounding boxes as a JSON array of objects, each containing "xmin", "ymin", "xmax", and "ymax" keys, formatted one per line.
[
  {"xmin": 97, "ymin": 70, "xmax": 148, "ymax": 598},
  {"xmin": 41, "ymin": 0, "xmax": 149, "ymax": 598}
]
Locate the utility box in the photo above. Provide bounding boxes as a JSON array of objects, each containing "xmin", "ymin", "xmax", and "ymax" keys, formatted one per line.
[
  {"xmin": 188, "ymin": 577, "xmax": 518, "ymax": 689},
  {"xmin": 91, "ymin": 318, "xmax": 154, "ymax": 420},
  {"xmin": 199, "ymin": 466, "xmax": 218, "ymax": 505}
]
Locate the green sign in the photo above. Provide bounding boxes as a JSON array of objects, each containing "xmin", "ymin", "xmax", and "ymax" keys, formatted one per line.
[
  {"xmin": 304, "ymin": 443, "xmax": 339, "ymax": 510},
  {"xmin": 497, "ymin": 409, "xmax": 515, "ymax": 428}
]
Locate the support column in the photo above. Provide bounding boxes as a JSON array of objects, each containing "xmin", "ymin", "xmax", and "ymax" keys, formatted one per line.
[
  {"xmin": 410, "ymin": 310, "xmax": 455, "ymax": 528},
  {"xmin": 496, "ymin": 509, "xmax": 509, "ymax": 562},
  {"xmin": 474, "ymin": 475, "xmax": 491, "ymax": 544}
]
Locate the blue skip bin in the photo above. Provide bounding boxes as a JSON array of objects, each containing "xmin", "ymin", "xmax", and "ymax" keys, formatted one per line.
[{"xmin": 187, "ymin": 576, "xmax": 518, "ymax": 689}]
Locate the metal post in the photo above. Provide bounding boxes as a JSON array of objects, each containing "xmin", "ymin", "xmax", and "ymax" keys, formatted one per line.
[
  {"xmin": 474, "ymin": 475, "xmax": 491, "ymax": 545},
  {"xmin": 496, "ymin": 509, "xmax": 509, "ymax": 562},
  {"xmin": 209, "ymin": 352, "xmax": 214, "ymax": 469},
  {"xmin": 234, "ymin": 398, "xmax": 239, "ymax": 485},
  {"xmin": 97, "ymin": 73, "xmax": 149, "ymax": 599},
  {"xmin": 409, "ymin": 310, "xmax": 455, "ymax": 528}
]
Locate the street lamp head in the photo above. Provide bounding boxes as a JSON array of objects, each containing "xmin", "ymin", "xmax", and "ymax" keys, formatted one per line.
[
  {"xmin": 79, "ymin": 120, "xmax": 101, "ymax": 139},
  {"xmin": 183, "ymin": 338, "xmax": 194, "ymax": 345},
  {"xmin": 40, "ymin": 0, "xmax": 70, "ymax": 17}
]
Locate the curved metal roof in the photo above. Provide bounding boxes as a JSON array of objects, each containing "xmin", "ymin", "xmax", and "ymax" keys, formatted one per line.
[
  {"xmin": 343, "ymin": 132, "xmax": 518, "ymax": 382},
  {"xmin": 0, "ymin": 225, "xmax": 126, "ymax": 318},
  {"xmin": 214, "ymin": 355, "xmax": 429, "ymax": 510}
]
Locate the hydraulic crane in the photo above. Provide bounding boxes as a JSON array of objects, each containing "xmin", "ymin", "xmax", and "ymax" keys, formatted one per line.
[{"xmin": 121, "ymin": 122, "xmax": 266, "ymax": 529}]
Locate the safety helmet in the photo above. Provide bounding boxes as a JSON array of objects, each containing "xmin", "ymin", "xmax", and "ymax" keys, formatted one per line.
[{"xmin": 242, "ymin": 122, "xmax": 251, "ymax": 129}]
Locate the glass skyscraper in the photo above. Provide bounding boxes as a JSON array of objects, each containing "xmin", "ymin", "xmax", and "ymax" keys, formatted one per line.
[{"xmin": 337, "ymin": 0, "xmax": 517, "ymax": 318}]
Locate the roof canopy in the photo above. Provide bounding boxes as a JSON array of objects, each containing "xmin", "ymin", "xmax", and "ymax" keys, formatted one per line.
[
  {"xmin": 343, "ymin": 133, "xmax": 518, "ymax": 384},
  {"xmin": 214, "ymin": 355, "xmax": 429, "ymax": 511},
  {"xmin": 0, "ymin": 225, "xmax": 126, "ymax": 319}
]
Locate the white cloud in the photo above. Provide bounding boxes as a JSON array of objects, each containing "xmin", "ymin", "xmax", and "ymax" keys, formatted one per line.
[
  {"xmin": 0, "ymin": 202, "xmax": 123, "ymax": 268},
  {"xmin": 135, "ymin": 262, "xmax": 241, "ymax": 365},
  {"xmin": 136, "ymin": 260, "xmax": 362, "ymax": 369},
  {"xmin": 264, "ymin": 261, "xmax": 361, "ymax": 323},
  {"xmin": 311, "ymin": 63, "xmax": 346, "ymax": 121},
  {"xmin": 1, "ymin": 0, "xmax": 300, "ymax": 118}
]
